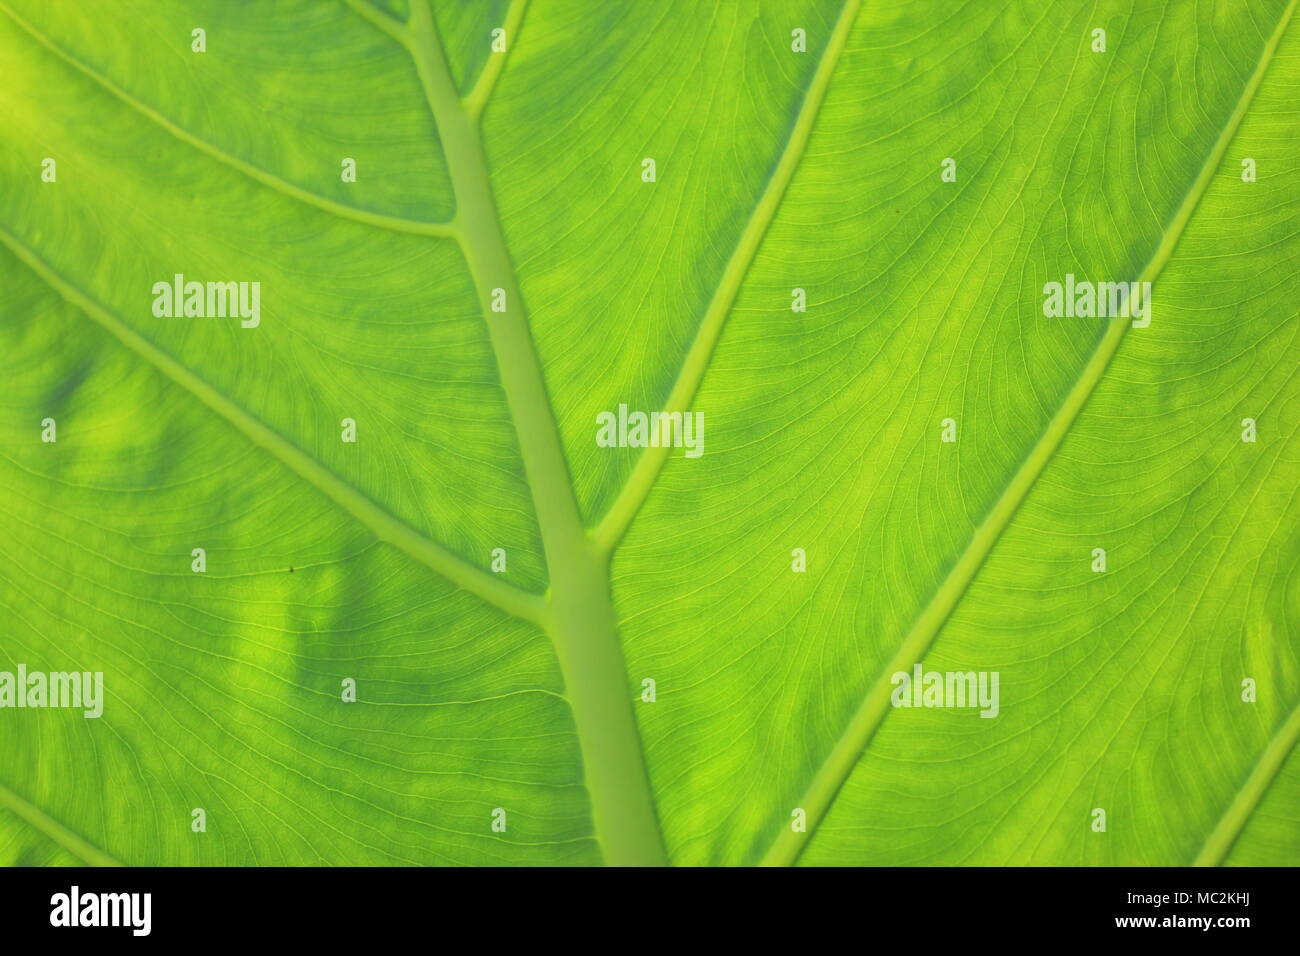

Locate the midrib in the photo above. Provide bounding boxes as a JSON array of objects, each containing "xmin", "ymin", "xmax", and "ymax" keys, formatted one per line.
[
  {"xmin": 760, "ymin": 0, "xmax": 1298, "ymax": 867},
  {"xmin": 404, "ymin": 2, "xmax": 668, "ymax": 866},
  {"xmin": 0, "ymin": 0, "xmax": 667, "ymax": 868}
]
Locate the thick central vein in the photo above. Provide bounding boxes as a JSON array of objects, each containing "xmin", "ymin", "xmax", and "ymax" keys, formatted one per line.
[
  {"xmin": 403, "ymin": 3, "xmax": 667, "ymax": 865},
  {"xmin": 759, "ymin": 0, "xmax": 1297, "ymax": 868},
  {"xmin": 405, "ymin": 5, "xmax": 588, "ymax": 579}
]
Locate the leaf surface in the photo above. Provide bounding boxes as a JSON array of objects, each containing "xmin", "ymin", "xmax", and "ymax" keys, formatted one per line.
[{"xmin": 0, "ymin": 0, "xmax": 1296, "ymax": 866}]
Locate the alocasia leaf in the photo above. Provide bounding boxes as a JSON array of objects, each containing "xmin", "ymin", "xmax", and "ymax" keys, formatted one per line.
[{"xmin": 0, "ymin": 0, "xmax": 1296, "ymax": 868}]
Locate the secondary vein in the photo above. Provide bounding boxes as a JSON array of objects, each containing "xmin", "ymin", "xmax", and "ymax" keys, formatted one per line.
[
  {"xmin": 0, "ymin": 777, "xmax": 122, "ymax": 866},
  {"xmin": 341, "ymin": 0, "xmax": 409, "ymax": 45},
  {"xmin": 0, "ymin": 1, "xmax": 458, "ymax": 239},
  {"xmin": 759, "ymin": 0, "xmax": 1297, "ymax": 868},
  {"xmin": 465, "ymin": 0, "xmax": 530, "ymax": 122},
  {"xmin": 1194, "ymin": 698, "xmax": 1300, "ymax": 865},
  {"xmin": 0, "ymin": 226, "xmax": 548, "ymax": 627},
  {"xmin": 592, "ymin": 0, "xmax": 864, "ymax": 556}
]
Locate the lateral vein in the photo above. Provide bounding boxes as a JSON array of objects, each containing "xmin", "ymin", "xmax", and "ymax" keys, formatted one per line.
[
  {"xmin": 759, "ymin": 0, "xmax": 1297, "ymax": 867},
  {"xmin": 342, "ymin": 0, "xmax": 410, "ymax": 45},
  {"xmin": 404, "ymin": 2, "xmax": 669, "ymax": 865},
  {"xmin": 465, "ymin": 0, "xmax": 530, "ymax": 122},
  {"xmin": 0, "ymin": 227, "xmax": 548, "ymax": 627},
  {"xmin": 1194, "ymin": 698, "xmax": 1300, "ymax": 866},
  {"xmin": 0, "ymin": 1, "xmax": 458, "ymax": 239},
  {"xmin": 592, "ymin": 0, "xmax": 864, "ymax": 556},
  {"xmin": 0, "ymin": 778, "xmax": 122, "ymax": 866}
]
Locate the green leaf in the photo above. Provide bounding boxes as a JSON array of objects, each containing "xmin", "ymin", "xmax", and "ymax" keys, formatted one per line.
[{"xmin": 0, "ymin": 0, "xmax": 1296, "ymax": 867}]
